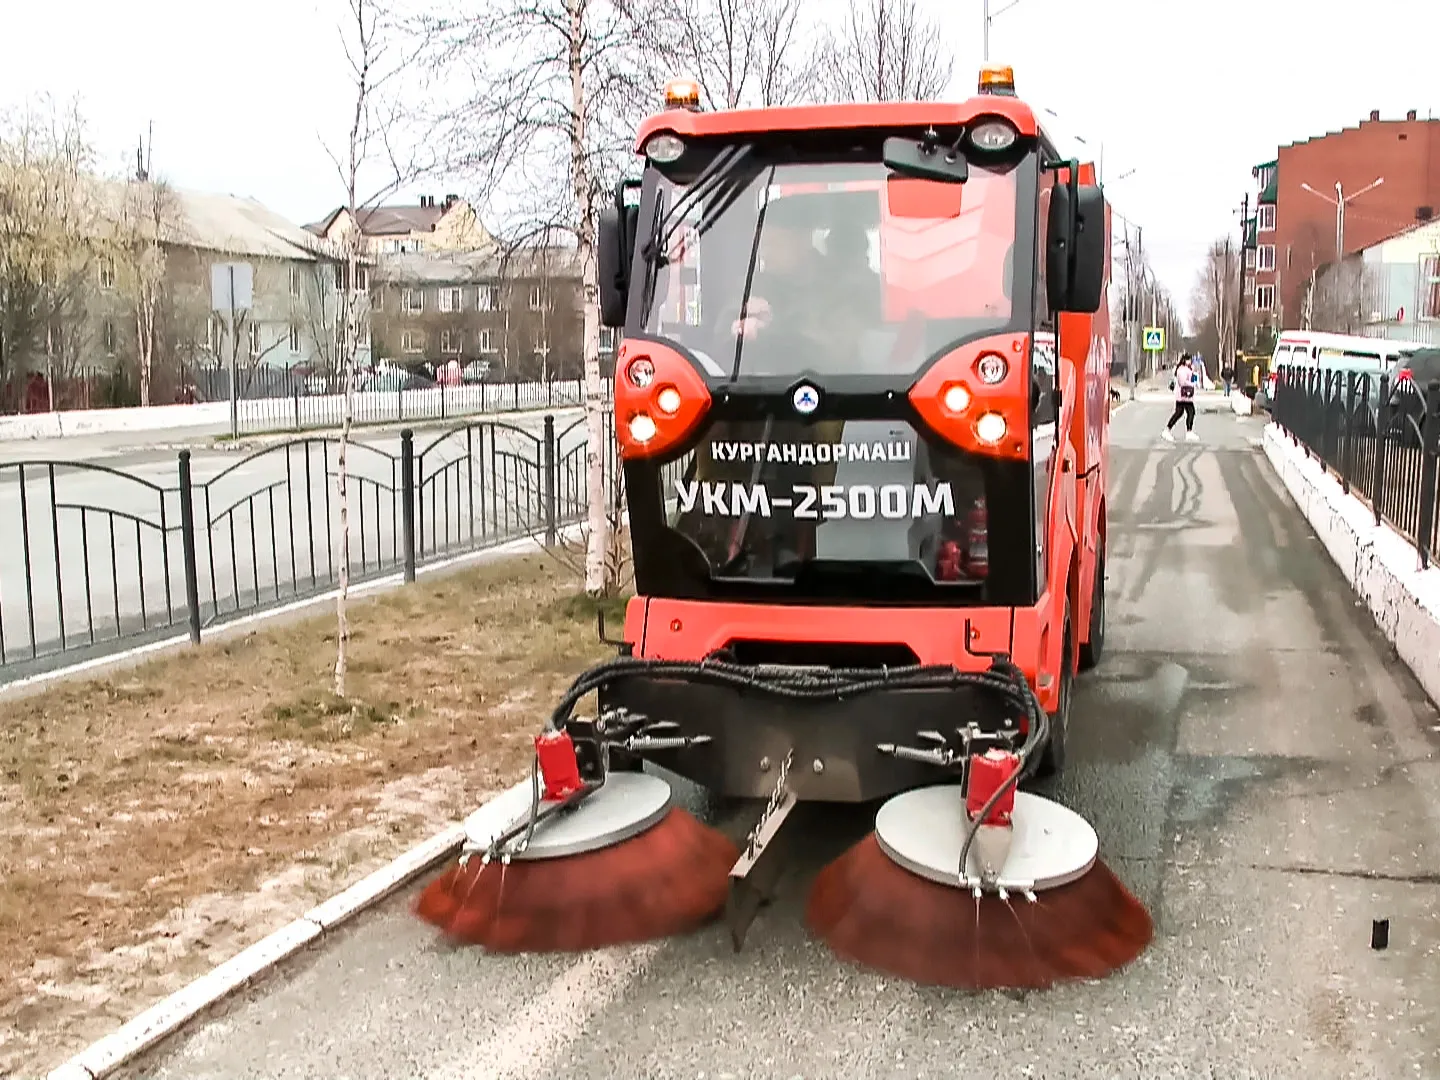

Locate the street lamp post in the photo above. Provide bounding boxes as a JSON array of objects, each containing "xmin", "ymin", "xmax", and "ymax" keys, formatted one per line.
[{"xmin": 1301, "ymin": 177, "xmax": 1385, "ymax": 259}]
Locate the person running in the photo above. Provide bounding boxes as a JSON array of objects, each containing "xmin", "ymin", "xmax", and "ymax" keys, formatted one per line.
[{"xmin": 1163, "ymin": 355, "xmax": 1200, "ymax": 442}]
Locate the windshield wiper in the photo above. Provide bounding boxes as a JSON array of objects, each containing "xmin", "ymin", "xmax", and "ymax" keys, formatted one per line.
[{"xmin": 641, "ymin": 143, "xmax": 759, "ymax": 269}]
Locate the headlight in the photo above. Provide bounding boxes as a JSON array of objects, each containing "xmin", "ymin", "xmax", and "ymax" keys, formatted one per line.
[
  {"xmin": 627, "ymin": 357, "xmax": 655, "ymax": 388},
  {"xmin": 969, "ymin": 119, "xmax": 1017, "ymax": 152},
  {"xmin": 655, "ymin": 386, "xmax": 682, "ymax": 415},
  {"xmin": 628, "ymin": 414, "xmax": 658, "ymax": 443},
  {"xmin": 975, "ymin": 412, "xmax": 1008, "ymax": 444},
  {"xmin": 942, "ymin": 383, "xmax": 972, "ymax": 413},
  {"xmin": 643, "ymin": 133, "xmax": 686, "ymax": 164}
]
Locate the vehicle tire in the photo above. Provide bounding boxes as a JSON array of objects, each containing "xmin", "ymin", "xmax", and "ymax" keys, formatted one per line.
[
  {"xmin": 1034, "ymin": 608, "xmax": 1073, "ymax": 780},
  {"xmin": 1077, "ymin": 539, "xmax": 1106, "ymax": 672}
]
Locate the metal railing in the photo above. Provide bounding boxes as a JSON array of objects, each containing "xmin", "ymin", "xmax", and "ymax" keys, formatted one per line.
[
  {"xmin": 1271, "ymin": 363, "xmax": 1440, "ymax": 566},
  {"xmin": 0, "ymin": 411, "xmax": 630, "ymax": 684}
]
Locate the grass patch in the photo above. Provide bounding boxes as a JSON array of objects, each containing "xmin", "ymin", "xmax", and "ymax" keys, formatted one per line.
[{"xmin": 0, "ymin": 553, "xmax": 619, "ymax": 1077}]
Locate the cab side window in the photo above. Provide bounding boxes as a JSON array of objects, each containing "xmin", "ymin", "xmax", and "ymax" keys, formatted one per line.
[{"xmin": 1032, "ymin": 170, "xmax": 1058, "ymax": 428}]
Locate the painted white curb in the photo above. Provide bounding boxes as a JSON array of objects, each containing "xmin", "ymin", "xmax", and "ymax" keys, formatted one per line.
[
  {"xmin": 43, "ymin": 785, "xmax": 531, "ymax": 1080},
  {"xmin": 1261, "ymin": 423, "xmax": 1440, "ymax": 708}
]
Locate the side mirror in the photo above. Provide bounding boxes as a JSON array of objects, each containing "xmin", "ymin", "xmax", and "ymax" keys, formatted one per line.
[
  {"xmin": 597, "ymin": 203, "xmax": 636, "ymax": 328},
  {"xmin": 1045, "ymin": 180, "xmax": 1106, "ymax": 314}
]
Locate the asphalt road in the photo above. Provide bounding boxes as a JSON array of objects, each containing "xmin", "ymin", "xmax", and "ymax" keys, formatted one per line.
[
  {"xmin": 116, "ymin": 398, "xmax": 1440, "ymax": 1079},
  {"xmin": 0, "ymin": 407, "xmax": 585, "ymax": 681}
]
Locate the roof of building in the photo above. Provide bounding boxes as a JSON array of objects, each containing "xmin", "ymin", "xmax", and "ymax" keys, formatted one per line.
[
  {"xmin": 1358, "ymin": 214, "xmax": 1440, "ymax": 253},
  {"xmin": 372, "ymin": 245, "xmax": 581, "ymax": 284},
  {"xmin": 306, "ymin": 198, "xmax": 471, "ymax": 238},
  {"xmin": 95, "ymin": 180, "xmax": 336, "ymax": 261}
]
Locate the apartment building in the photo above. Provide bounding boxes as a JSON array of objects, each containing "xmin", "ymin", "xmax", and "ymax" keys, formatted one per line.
[{"xmin": 307, "ymin": 194, "xmax": 492, "ymax": 255}]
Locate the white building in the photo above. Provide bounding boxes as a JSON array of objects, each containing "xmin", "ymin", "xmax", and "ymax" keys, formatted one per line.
[{"xmin": 1359, "ymin": 219, "xmax": 1440, "ymax": 347}]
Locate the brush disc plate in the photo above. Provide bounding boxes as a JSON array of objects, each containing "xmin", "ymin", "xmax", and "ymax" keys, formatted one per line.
[
  {"xmin": 875, "ymin": 786, "xmax": 1098, "ymax": 892},
  {"xmin": 462, "ymin": 771, "xmax": 674, "ymax": 860}
]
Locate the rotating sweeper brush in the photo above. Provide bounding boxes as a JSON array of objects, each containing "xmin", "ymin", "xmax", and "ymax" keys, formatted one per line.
[{"xmin": 806, "ymin": 669, "xmax": 1154, "ymax": 990}]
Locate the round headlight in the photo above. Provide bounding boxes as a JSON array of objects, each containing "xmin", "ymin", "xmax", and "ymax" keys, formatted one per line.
[
  {"xmin": 970, "ymin": 119, "xmax": 1017, "ymax": 152},
  {"xmin": 942, "ymin": 383, "xmax": 972, "ymax": 414},
  {"xmin": 628, "ymin": 414, "xmax": 658, "ymax": 443},
  {"xmin": 976, "ymin": 354, "xmax": 1009, "ymax": 385},
  {"xmin": 643, "ymin": 133, "xmax": 686, "ymax": 164},
  {"xmin": 627, "ymin": 357, "xmax": 655, "ymax": 388},
  {"xmin": 975, "ymin": 412, "xmax": 1008, "ymax": 444},
  {"xmin": 655, "ymin": 386, "xmax": 682, "ymax": 415}
]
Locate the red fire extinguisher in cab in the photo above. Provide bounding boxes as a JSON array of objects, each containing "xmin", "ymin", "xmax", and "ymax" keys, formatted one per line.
[{"xmin": 962, "ymin": 497, "xmax": 988, "ymax": 578}]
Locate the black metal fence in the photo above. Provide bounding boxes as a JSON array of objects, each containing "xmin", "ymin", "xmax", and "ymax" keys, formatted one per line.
[
  {"xmin": 0, "ymin": 413, "xmax": 628, "ymax": 685},
  {"xmin": 1271, "ymin": 364, "xmax": 1440, "ymax": 566}
]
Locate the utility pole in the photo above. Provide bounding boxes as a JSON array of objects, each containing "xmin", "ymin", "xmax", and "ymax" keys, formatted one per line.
[
  {"xmin": 1135, "ymin": 226, "xmax": 1145, "ymax": 378},
  {"xmin": 983, "ymin": 0, "xmax": 1022, "ymax": 62},
  {"xmin": 1235, "ymin": 193, "xmax": 1249, "ymax": 370}
]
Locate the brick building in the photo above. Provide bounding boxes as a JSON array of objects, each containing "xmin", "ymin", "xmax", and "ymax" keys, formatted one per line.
[{"xmin": 1247, "ymin": 110, "xmax": 1440, "ymax": 331}]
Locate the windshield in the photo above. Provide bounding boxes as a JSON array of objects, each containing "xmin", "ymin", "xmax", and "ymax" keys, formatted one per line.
[{"xmin": 632, "ymin": 154, "xmax": 1023, "ymax": 381}]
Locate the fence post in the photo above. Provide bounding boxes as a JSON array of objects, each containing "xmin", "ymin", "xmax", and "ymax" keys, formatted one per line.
[
  {"xmin": 177, "ymin": 450, "xmax": 203, "ymax": 645},
  {"xmin": 514, "ymin": 381, "xmax": 521, "ymax": 412},
  {"xmin": 397, "ymin": 384, "xmax": 404, "ymax": 424},
  {"xmin": 1417, "ymin": 383, "xmax": 1440, "ymax": 570},
  {"xmin": 293, "ymin": 384, "xmax": 301, "ymax": 432},
  {"xmin": 543, "ymin": 414, "xmax": 557, "ymax": 546},
  {"xmin": 1374, "ymin": 374, "xmax": 1392, "ymax": 528},
  {"xmin": 1340, "ymin": 370, "xmax": 1358, "ymax": 494},
  {"xmin": 401, "ymin": 429, "xmax": 417, "ymax": 583}
]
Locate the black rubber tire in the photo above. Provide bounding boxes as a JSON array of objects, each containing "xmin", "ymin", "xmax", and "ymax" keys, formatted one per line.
[
  {"xmin": 1077, "ymin": 538, "xmax": 1106, "ymax": 672},
  {"xmin": 1034, "ymin": 609, "xmax": 1073, "ymax": 780}
]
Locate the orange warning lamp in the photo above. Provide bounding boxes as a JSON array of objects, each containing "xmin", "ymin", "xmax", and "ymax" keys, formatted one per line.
[
  {"xmin": 978, "ymin": 64, "xmax": 1016, "ymax": 96},
  {"xmin": 663, "ymin": 78, "xmax": 702, "ymax": 111}
]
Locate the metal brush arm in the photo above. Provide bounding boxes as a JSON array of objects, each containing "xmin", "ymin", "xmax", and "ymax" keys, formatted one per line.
[{"xmin": 486, "ymin": 783, "xmax": 598, "ymax": 859}]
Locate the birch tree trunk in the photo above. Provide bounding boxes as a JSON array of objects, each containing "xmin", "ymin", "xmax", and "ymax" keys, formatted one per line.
[{"xmin": 568, "ymin": 0, "xmax": 609, "ymax": 596}]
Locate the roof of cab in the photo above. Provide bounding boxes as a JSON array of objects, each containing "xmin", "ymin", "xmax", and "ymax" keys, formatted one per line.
[{"xmin": 633, "ymin": 96, "xmax": 1043, "ymax": 153}]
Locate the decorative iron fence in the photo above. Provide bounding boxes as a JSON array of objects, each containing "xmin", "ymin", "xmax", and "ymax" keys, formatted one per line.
[
  {"xmin": 0, "ymin": 411, "xmax": 637, "ymax": 685},
  {"xmin": 1271, "ymin": 364, "xmax": 1440, "ymax": 566}
]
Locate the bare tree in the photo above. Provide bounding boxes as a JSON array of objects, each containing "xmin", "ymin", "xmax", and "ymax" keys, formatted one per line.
[
  {"xmin": 114, "ymin": 134, "xmax": 180, "ymax": 407},
  {"xmin": 0, "ymin": 98, "xmax": 101, "ymax": 399},
  {"xmin": 1190, "ymin": 237, "xmax": 1238, "ymax": 366},
  {"xmin": 324, "ymin": 0, "xmax": 430, "ymax": 699},
  {"xmin": 649, "ymin": 0, "xmax": 811, "ymax": 109},
  {"xmin": 815, "ymin": 0, "xmax": 952, "ymax": 103},
  {"xmin": 415, "ymin": 0, "xmax": 667, "ymax": 598},
  {"xmin": 1309, "ymin": 256, "xmax": 1376, "ymax": 335}
]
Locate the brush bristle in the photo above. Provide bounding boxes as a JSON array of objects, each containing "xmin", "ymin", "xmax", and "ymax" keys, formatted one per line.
[
  {"xmin": 415, "ymin": 807, "xmax": 740, "ymax": 952},
  {"xmin": 805, "ymin": 832, "xmax": 1153, "ymax": 990}
]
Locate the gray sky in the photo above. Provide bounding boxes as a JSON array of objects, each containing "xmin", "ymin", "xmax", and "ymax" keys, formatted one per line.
[{"xmin": 4, "ymin": 0, "xmax": 1438, "ymax": 328}]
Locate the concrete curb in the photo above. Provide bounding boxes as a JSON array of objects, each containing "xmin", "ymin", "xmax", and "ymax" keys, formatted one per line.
[
  {"xmin": 41, "ymin": 813, "xmax": 494, "ymax": 1080},
  {"xmin": 1261, "ymin": 423, "xmax": 1440, "ymax": 709}
]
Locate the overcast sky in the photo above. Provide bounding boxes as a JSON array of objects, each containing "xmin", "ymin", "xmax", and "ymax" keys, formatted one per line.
[{"xmin": 4, "ymin": 0, "xmax": 1438, "ymax": 328}]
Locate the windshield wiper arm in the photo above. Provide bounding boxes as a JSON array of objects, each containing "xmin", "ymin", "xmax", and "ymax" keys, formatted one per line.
[{"xmin": 642, "ymin": 143, "xmax": 758, "ymax": 268}]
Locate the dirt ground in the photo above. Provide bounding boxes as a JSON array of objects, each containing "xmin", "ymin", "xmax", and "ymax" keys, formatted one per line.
[{"xmin": 1, "ymin": 553, "xmax": 620, "ymax": 1079}]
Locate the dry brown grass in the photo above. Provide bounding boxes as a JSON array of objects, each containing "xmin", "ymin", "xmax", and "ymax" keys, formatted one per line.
[{"xmin": 1, "ymin": 553, "xmax": 620, "ymax": 1078}]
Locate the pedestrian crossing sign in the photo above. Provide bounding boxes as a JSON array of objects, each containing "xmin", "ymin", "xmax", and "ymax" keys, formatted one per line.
[{"xmin": 1143, "ymin": 327, "xmax": 1165, "ymax": 352}]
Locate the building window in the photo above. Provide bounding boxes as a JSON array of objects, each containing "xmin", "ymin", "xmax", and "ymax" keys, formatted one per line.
[
  {"xmin": 1421, "ymin": 255, "xmax": 1440, "ymax": 320},
  {"xmin": 599, "ymin": 326, "xmax": 617, "ymax": 353},
  {"xmin": 529, "ymin": 284, "xmax": 545, "ymax": 311},
  {"xmin": 401, "ymin": 330, "xmax": 423, "ymax": 353},
  {"xmin": 1245, "ymin": 248, "xmax": 1255, "ymax": 270},
  {"xmin": 205, "ymin": 316, "xmax": 218, "ymax": 352},
  {"xmin": 439, "ymin": 286, "xmax": 462, "ymax": 313},
  {"xmin": 290, "ymin": 265, "xmax": 303, "ymax": 297},
  {"xmin": 441, "ymin": 329, "xmax": 461, "ymax": 353},
  {"xmin": 534, "ymin": 333, "xmax": 549, "ymax": 354},
  {"xmin": 102, "ymin": 318, "xmax": 117, "ymax": 354},
  {"xmin": 355, "ymin": 265, "xmax": 369, "ymax": 291},
  {"xmin": 477, "ymin": 328, "xmax": 496, "ymax": 353},
  {"xmin": 1245, "ymin": 274, "xmax": 1255, "ymax": 297},
  {"xmin": 1258, "ymin": 204, "xmax": 1276, "ymax": 232},
  {"xmin": 289, "ymin": 324, "xmax": 302, "ymax": 354},
  {"xmin": 1256, "ymin": 244, "xmax": 1276, "ymax": 272},
  {"xmin": 249, "ymin": 322, "xmax": 263, "ymax": 359},
  {"xmin": 98, "ymin": 258, "xmax": 116, "ymax": 290},
  {"xmin": 402, "ymin": 288, "xmax": 423, "ymax": 313},
  {"xmin": 477, "ymin": 284, "xmax": 499, "ymax": 311},
  {"xmin": 1255, "ymin": 284, "xmax": 1276, "ymax": 311},
  {"xmin": 1256, "ymin": 165, "xmax": 1275, "ymax": 191}
]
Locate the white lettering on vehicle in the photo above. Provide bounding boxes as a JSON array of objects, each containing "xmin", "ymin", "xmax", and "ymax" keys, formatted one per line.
[
  {"xmin": 708, "ymin": 440, "xmax": 913, "ymax": 464},
  {"xmin": 674, "ymin": 481, "xmax": 954, "ymax": 520}
]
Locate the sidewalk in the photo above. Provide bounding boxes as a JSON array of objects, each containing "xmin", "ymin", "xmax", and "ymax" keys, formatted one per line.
[{"xmin": 0, "ymin": 401, "xmax": 586, "ymax": 467}]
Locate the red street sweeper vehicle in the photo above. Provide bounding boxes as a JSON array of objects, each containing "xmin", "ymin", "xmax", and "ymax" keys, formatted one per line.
[{"xmin": 417, "ymin": 67, "xmax": 1153, "ymax": 990}]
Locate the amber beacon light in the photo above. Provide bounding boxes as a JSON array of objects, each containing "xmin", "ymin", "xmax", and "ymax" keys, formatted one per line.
[
  {"xmin": 977, "ymin": 64, "xmax": 1016, "ymax": 95},
  {"xmin": 663, "ymin": 78, "xmax": 702, "ymax": 111}
]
